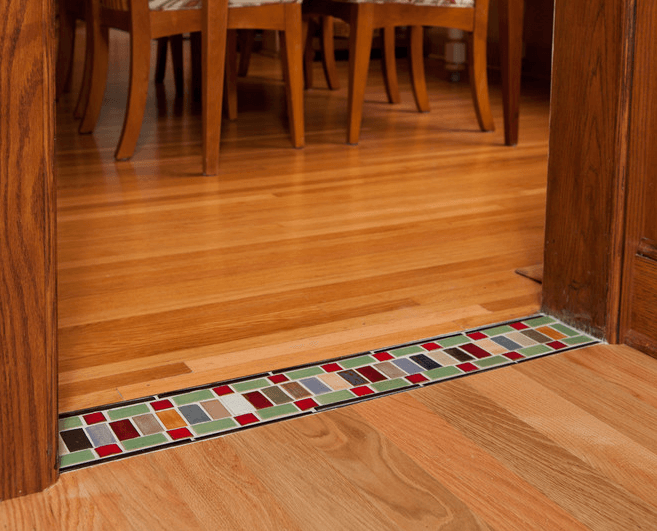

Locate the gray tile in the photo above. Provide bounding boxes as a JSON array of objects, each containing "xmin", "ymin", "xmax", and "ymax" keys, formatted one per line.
[
  {"xmin": 85, "ymin": 424, "xmax": 117, "ymax": 447},
  {"xmin": 392, "ymin": 358, "xmax": 424, "ymax": 375},
  {"xmin": 299, "ymin": 377, "xmax": 331, "ymax": 395},
  {"xmin": 491, "ymin": 336, "xmax": 523, "ymax": 350},
  {"xmin": 179, "ymin": 404, "xmax": 211, "ymax": 425}
]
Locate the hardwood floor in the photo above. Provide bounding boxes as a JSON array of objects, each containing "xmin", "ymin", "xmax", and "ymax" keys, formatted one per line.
[
  {"xmin": 3, "ymin": 343, "xmax": 657, "ymax": 528},
  {"xmin": 55, "ymin": 30, "xmax": 548, "ymax": 412}
]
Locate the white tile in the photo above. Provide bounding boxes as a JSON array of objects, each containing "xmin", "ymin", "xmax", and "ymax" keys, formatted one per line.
[{"xmin": 219, "ymin": 393, "xmax": 256, "ymax": 416}]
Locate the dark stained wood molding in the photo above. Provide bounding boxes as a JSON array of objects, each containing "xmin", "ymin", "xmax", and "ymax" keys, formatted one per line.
[
  {"xmin": 0, "ymin": 0, "xmax": 59, "ymax": 499},
  {"xmin": 542, "ymin": 0, "xmax": 636, "ymax": 340}
]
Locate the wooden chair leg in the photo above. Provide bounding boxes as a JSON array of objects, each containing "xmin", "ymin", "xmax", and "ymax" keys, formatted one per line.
[
  {"xmin": 170, "ymin": 34, "xmax": 185, "ymax": 97},
  {"xmin": 409, "ymin": 25, "xmax": 429, "ymax": 112},
  {"xmin": 303, "ymin": 16, "xmax": 315, "ymax": 89},
  {"xmin": 238, "ymin": 30, "xmax": 255, "ymax": 77},
  {"xmin": 202, "ymin": 0, "xmax": 228, "ymax": 175},
  {"xmin": 224, "ymin": 29, "xmax": 238, "ymax": 121},
  {"xmin": 320, "ymin": 16, "xmax": 340, "ymax": 90},
  {"xmin": 281, "ymin": 4, "xmax": 305, "ymax": 148},
  {"xmin": 469, "ymin": 24, "xmax": 494, "ymax": 131},
  {"xmin": 74, "ymin": 1, "xmax": 94, "ymax": 119},
  {"xmin": 154, "ymin": 37, "xmax": 168, "ymax": 84},
  {"xmin": 78, "ymin": 14, "xmax": 109, "ymax": 134},
  {"xmin": 191, "ymin": 32, "xmax": 202, "ymax": 102},
  {"xmin": 56, "ymin": 7, "xmax": 77, "ymax": 98},
  {"xmin": 381, "ymin": 26, "xmax": 400, "ymax": 103},
  {"xmin": 114, "ymin": 30, "xmax": 151, "ymax": 160},
  {"xmin": 347, "ymin": 3, "xmax": 374, "ymax": 145}
]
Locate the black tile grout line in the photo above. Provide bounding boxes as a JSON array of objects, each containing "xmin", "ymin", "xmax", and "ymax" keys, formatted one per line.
[
  {"xmin": 59, "ymin": 338, "xmax": 603, "ymax": 473},
  {"xmin": 59, "ymin": 313, "xmax": 550, "ymax": 419}
]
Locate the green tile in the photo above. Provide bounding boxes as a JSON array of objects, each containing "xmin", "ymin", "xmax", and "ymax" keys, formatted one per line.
[
  {"xmin": 257, "ymin": 403, "xmax": 299, "ymax": 420},
  {"xmin": 232, "ymin": 379, "xmax": 271, "ymax": 393},
  {"xmin": 340, "ymin": 355, "xmax": 376, "ymax": 369},
  {"xmin": 519, "ymin": 344, "xmax": 552, "ymax": 357},
  {"xmin": 563, "ymin": 335, "xmax": 595, "ymax": 346},
  {"xmin": 523, "ymin": 316, "xmax": 556, "ymax": 327},
  {"xmin": 192, "ymin": 418, "xmax": 238, "ymax": 436},
  {"xmin": 60, "ymin": 449, "xmax": 95, "ymax": 468},
  {"xmin": 388, "ymin": 345, "xmax": 425, "ymax": 357},
  {"xmin": 172, "ymin": 389, "xmax": 215, "ymax": 406},
  {"xmin": 59, "ymin": 416, "xmax": 82, "ymax": 430},
  {"xmin": 122, "ymin": 433, "xmax": 168, "ymax": 451},
  {"xmin": 108, "ymin": 403, "xmax": 150, "ymax": 420},
  {"xmin": 372, "ymin": 378, "xmax": 411, "ymax": 392},
  {"xmin": 550, "ymin": 323, "xmax": 580, "ymax": 337},
  {"xmin": 424, "ymin": 365, "xmax": 462, "ymax": 380},
  {"xmin": 436, "ymin": 335, "xmax": 471, "ymax": 348},
  {"xmin": 284, "ymin": 367, "xmax": 324, "ymax": 380},
  {"xmin": 474, "ymin": 355, "xmax": 511, "ymax": 369},
  {"xmin": 315, "ymin": 390, "xmax": 354, "ymax": 406},
  {"xmin": 481, "ymin": 325, "xmax": 515, "ymax": 337}
]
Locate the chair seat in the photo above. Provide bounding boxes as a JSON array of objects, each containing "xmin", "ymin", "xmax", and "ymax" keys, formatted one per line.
[{"xmin": 148, "ymin": 0, "xmax": 301, "ymax": 10}]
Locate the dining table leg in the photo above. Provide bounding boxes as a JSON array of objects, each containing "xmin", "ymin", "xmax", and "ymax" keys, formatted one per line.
[
  {"xmin": 203, "ymin": 0, "xmax": 229, "ymax": 175},
  {"xmin": 498, "ymin": 0, "xmax": 524, "ymax": 146}
]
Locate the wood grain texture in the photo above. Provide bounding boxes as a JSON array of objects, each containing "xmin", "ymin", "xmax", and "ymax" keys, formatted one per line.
[
  {"xmin": 55, "ymin": 31, "xmax": 550, "ymax": 412},
  {"xmin": 542, "ymin": 0, "xmax": 634, "ymax": 339},
  {"xmin": 0, "ymin": 0, "xmax": 58, "ymax": 500},
  {"xmin": 619, "ymin": 0, "xmax": 657, "ymax": 358},
  {"xmin": 3, "ymin": 343, "xmax": 656, "ymax": 529}
]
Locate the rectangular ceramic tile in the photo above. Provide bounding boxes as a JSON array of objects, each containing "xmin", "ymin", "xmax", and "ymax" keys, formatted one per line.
[{"xmin": 57, "ymin": 314, "xmax": 598, "ymax": 472}]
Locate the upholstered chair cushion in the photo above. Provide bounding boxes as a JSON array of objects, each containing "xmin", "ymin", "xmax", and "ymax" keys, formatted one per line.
[
  {"xmin": 149, "ymin": 0, "xmax": 301, "ymax": 9},
  {"xmin": 328, "ymin": 0, "xmax": 474, "ymax": 5}
]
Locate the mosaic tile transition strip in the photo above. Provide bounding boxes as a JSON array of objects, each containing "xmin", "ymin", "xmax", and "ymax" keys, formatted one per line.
[{"xmin": 58, "ymin": 314, "xmax": 599, "ymax": 472}]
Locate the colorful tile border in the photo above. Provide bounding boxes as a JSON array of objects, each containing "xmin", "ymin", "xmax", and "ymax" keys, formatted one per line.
[{"xmin": 58, "ymin": 314, "xmax": 598, "ymax": 472}]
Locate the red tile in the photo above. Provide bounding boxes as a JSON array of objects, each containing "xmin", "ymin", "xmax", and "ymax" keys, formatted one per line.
[
  {"xmin": 457, "ymin": 362, "xmax": 479, "ymax": 373},
  {"xmin": 235, "ymin": 414, "xmax": 259, "ymax": 426},
  {"xmin": 421, "ymin": 342, "xmax": 441, "ymax": 351},
  {"xmin": 373, "ymin": 352, "xmax": 393, "ymax": 361},
  {"xmin": 467, "ymin": 332, "xmax": 487, "ymax": 340},
  {"xmin": 213, "ymin": 385, "xmax": 234, "ymax": 396},
  {"xmin": 109, "ymin": 420, "xmax": 140, "ymax": 441},
  {"xmin": 243, "ymin": 391, "xmax": 274, "ymax": 410},
  {"xmin": 461, "ymin": 343, "xmax": 492, "ymax": 359},
  {"xmin": 351, "ymin": 386, "xmax": 374, "ymax": 397},
  {"xmin": 547, "ymin": 340, "xmax": 567, "ymax": 350},
  {"xmin": 150, "ymin": 399, "xmax": 174, "ymax": 411},
  {"xmin": 356, "ymin": 366, "xmax": 387, "ymax": 383},
  {"xmin": 406, "ymin": 374, "xmax": 429, "ymax": 384},
  {"xmin": 168, "ymin": 427, "xmax": 193, "ymax": 440},
  {"xmin": 321, "ymin": 363, "xmax": 342, "ymax": 372},
  {"xmin": 511, "ymin": 322, "xmax": 529, "ymax": 330},
  {"xmin": 83, "ymin": 412, "xmax": 106, "ymax": 425},
  {"xmin": 95, "ymin": 444, "xmax": 122, "ymax": 458},
  {"xmin": 295, "ymin": 398, "xmax": 318, "ymax": 411},
  {"xmin": 504, "ymin": 351, "xmax": 525, "ymax": 361},
  {"xmin": 268, "ymin": 374, "xmax": 288, "ymax": 384}
]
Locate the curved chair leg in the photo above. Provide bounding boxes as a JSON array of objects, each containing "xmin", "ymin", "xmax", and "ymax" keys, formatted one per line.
[
  {"xmin": 78, "ymin": 15, "xmax": 109, "ymax": 134},
  {"xmin": 238, "ymin": 30, "xmax": 256, "ymax": 77},
  {"xmin": 281, "ymin": 4, "xmax": 305, "ymax": 148},
  {"xmin": 320, "ymin": 16, "xmax": 340, "ymax": 90},
  {"xmin": 170, "ymin": 34, "xmax": 185, "ymax": 97},
  {"xmin": 224, "ymin": 29, "xmax": 238, "ymax": 121},
  {"xmin": 469, "ymin": 14, "xmax": 494, "ymax": 131},
  {"xmin": 74, "ymin": 3, "xmax": 94, "ymax": 119},
  {"xmin": 56, "ymin": 6, "xmax": 77, "ymax": 98},
  {"xmin": 154, "ymin": 38, "xmax": 168, "ymax": 84},
  {"xmin": 115, "ymin": 30, "xmax": 151, "ymax": 160},
  {"xmin": 303, "ymin": 16, "xmax": 315, "ymax": 89},
  {"xmin": 347, "ymin": 3, "xmax": 374, "ymax": 145},
  {"xmin": 409, "ymin": 25, "xmax": 429, "ymax": 112},
  {"xmin": 381, "ymin": 26, "xmax": 400, "ymax": 104}
]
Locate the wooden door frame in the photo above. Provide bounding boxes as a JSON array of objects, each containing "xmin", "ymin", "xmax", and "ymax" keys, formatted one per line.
[
  {"xmin": 542, "ymin": 0, "xmax": 636, "ymax": 341},
  {"xmin": 0, "ymin": 0, "xmax": 59, "ymax": 500}
]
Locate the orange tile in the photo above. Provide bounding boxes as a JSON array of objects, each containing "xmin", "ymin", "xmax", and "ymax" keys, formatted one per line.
[
  {"xmin": 157, "ymin": 409, "xmax": 187, "ymax": 429},
  {"xmin": 537, "ymin": 326, "xmax": 567, "ymax": 340}
]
